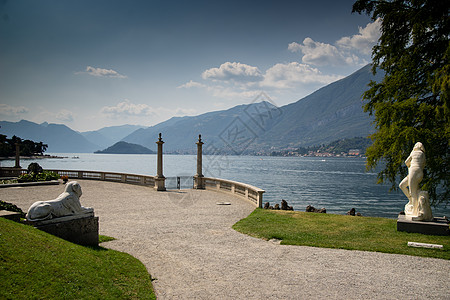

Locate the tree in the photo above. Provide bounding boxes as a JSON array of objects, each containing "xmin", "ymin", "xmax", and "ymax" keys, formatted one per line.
[
  {"xmin": 352, "ymin": 0, "xmax": 449, "ymax": 205},
  {"xmin": 0, "ymin": 135, "xmax": 48, "ymax": 157}
]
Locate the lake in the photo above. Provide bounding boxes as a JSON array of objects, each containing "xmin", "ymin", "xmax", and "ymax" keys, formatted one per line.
[{"xmin": 2, "ymin": 153, "xmax": 449, "ymax": 218}]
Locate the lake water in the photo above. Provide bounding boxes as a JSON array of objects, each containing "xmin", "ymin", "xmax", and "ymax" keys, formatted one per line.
[{"xmin": 2, "ymin": 153, "xmax": 449, "ymax": 218}]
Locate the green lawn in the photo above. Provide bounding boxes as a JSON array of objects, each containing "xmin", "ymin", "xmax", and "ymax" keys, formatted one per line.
[
  {"xmin": 233, "ymin": 208, "xmax": 450, "ymax": 260},
  {"xmin": 0, "ymin": 218, "xmax": 156, "ymax": 299}
]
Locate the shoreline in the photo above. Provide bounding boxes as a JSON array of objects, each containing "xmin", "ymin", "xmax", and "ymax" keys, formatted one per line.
[{"xmin": 0, "ymin": 154, "xmax": 68, "ymax": 161}]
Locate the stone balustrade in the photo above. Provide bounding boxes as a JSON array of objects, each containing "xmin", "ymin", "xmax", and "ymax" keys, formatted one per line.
[
  {"xmin": 202, "ymin": 176, "xmax": 264, "ymax": 208},
  {"xmin": 47, "ymin": 169, "xmax": 156, "ymax": 186},
  {"xmin": 0, "ymin": 167, "xmax": 264, "ymax": 207}
]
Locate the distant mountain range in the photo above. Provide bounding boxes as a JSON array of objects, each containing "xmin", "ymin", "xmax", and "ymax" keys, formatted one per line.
[
  {"xmin": 0, "ymin": 64, "xmax": 383, "ymax": 154},
  {"xmin": 81, "ymin": 124, "xmax": 145, "ymax": 149},
  {"xmin": 0, "ymin": 121, "xmax": 143, "ymax": 153}
]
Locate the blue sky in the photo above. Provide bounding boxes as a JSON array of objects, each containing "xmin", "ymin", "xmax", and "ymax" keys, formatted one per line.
[{"xmin": 0, "ymin": 0, "xmax": 379, "ymax": 132}]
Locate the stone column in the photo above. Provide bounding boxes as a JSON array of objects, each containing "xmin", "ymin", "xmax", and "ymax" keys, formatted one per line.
[
  {"xmin": 194, "ymin": 134, "xmax": 205, "ymax": 189},
  {"xmin": 154, "ymin": 133, "xmax": 166, "ymax": 191},
  {"xmin": 14, "ymin": 143, "xmax": 21, "ymax": 168}
]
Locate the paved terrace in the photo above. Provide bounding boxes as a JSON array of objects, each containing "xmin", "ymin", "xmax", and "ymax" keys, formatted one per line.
[{"xmin": 3, "ymin": 180, "xmax": 449, "ymax": 299}]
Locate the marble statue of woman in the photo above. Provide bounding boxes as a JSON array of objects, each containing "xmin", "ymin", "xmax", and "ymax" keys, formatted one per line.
[{"xmin": 399, "ymin": 142, "xmax": 433, "ymax": 221}]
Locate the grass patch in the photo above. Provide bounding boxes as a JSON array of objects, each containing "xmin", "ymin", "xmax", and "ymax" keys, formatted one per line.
[
  {"xmin": 99, "ymin": 235, "xmax": 116, "ymax": 243},
  {"xmin": 233, "ymin": 208, "xmax": 450, "ymax": 260},
  {"xmin": 0, "ymin": 218, "xmax": 156, "ymax": 299}
]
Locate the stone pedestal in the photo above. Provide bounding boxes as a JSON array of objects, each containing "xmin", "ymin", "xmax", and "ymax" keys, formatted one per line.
[
  {"xmin": 154, "ymin": 133, "xmax": 166, "ymax": 191},
  {"xmin": 154, "ymin": 177, "xmax": 166, "ymax": 191},
  {"xmin": 194, "ymin": 134, "xmax": 205, "ymax": 189},
  {"xmin": 14, "ymin": 143, "xmax": 21, "ymax": 168},
  {"xmin": 30, "ymin": 214, "xmax": 99, "ymax": 246},
  {"xmin": 194, "ymin": 175, "xmax": 204, "ymax": 189},
  {"xmin": 397, "ymin": 214, "xmax": 449, "ymax": 236}
]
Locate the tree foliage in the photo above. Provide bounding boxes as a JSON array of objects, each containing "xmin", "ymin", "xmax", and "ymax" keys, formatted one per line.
[
  {"xmin": 353, "ymin": 0, "xmax": 449, "ymax": 205},
  {"xmin": 0, "ymin": 135, "xmax": 48, "ymax": 157}
]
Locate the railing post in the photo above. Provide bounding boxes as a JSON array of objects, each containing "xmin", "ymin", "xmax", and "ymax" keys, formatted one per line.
[
  {"xmin": 78, "ymin": 171, "xmax": 83, "ymax": 179},
  {"xmin": 257, "ymin": 191, "xmax": 264, "ymax": 208},
  {"xmin": 154, "ymin": 133, "xmax": 166, "ymax": 191},
  {"xmin": 194, "ymin": 134, "xmax": 205, "ymax": 189}
]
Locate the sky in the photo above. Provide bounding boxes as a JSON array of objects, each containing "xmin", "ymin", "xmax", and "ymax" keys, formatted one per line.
[{"xmin": 0, "ymin": 0, "xmax": 379, "ymax": 132}]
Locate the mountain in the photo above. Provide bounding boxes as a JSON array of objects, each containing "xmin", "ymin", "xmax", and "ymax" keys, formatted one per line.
[
  {"xmin": 0, "ymin": 120, "xmax": 99, "ymax": 153},
  {"xmin": 81, "ymin": 124, "xmax": 145, "ymax": 149},
  {"xmin": 94, "ymin": 141, "xmax": 155, "ymax": 154},
  {"xmin": 123, "ymin": 64, "xmax": 383, "ymax": 153},
  {"xmin": 122, "ymin": 101, "xmax": 278, "ymax": 153},
  {"xmin": 255, "ymin": 64, "xmax": 384, "ymax": 149}
]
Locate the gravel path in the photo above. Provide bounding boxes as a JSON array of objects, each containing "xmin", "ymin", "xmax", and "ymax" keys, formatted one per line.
[{"xmin": 3, "ymin": 180, "xmax": 449, "ymax": 299}]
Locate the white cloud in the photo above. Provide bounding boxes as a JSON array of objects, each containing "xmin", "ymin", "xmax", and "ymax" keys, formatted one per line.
[
  {"xmin": 173, "ymin": 107, "xmax": 197, "ymax": 116},
  {"xmin": 101, "ymin": 100, "xmax": 155, "ymax": 117},
  {"xmin": 55, "ymin": 109, "xmax": 74, "ymax": 122},
  {"xmin": 100, "ymin": 100, "xmax": 197, "ymax": 120},
  {"xmin": 288, "ymin": 20, "xmax": 380, "ymax": 67},
  {"xmin": 202, "ymin": 62, "xmax": 263, "ymax": 82},
  {"xmin": 182, "ymin": 61, "xmax": 344, "ymax": 100},
  {"xmin": 288, "ymin": 38, "xmax": 360, "ymax": 66},
  {"xmin": 336, "ymin": 19, "xmax": 381, "ymax": 54},
  {"xmin": 177, "ymin": 80, "xmax": 206, "ymax": 89},
  {"xmin": 261, "ymin": 62, "xmax": 343, "ymax": 89},
  {"xmin": 77, "ymin": 66, "xmax": 127, "ymax": 78},
  {"xmin": 0, "ymin": 104, "xmax": 29, "ymax": 116}
]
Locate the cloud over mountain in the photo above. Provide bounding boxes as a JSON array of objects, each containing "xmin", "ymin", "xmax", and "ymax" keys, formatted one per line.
[
  {"xmin": 288, "ymin": 19, "xmax": 380, "ymax": 66},
  {"xmin": 0, "ymin": 104, "xmax": 29, "ymax": 116},
  {"xmin": 202, "ymin": 62, "xmax": 263, "ymax": 82},
  {"xmin": 101, "ymin": 100, "xmax": 155, "ymax": 117}
]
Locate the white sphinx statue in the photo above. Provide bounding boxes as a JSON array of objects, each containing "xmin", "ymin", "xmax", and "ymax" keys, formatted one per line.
[
  {"xmin": 26, "ymin": 181, "xmax": 94, "ymax": 222},
  {"xmin": 399, "ymin": 142, "xmax": 433, "ymax": 221}
]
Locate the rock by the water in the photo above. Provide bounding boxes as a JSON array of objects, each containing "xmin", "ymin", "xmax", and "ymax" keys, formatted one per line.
[
  {"xmin": 306, "ymin": 205, "xmax": 326, "ymax": 213},
  {"xmin": 264, "ymin": 200, "xmax": 294, "ymax": 211},
  {"xmin": 347, "ymin": 208, "xmax": 363, "ymax": 216}
]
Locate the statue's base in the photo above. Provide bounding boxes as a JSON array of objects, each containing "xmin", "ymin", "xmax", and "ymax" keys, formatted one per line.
[
  {"xmin": 397, "ymin": 214, "xmax": 449, "ymax": 236},
  {"xmin": 29, "ymin": 215, "xmax": 99, "ymax": 246}
]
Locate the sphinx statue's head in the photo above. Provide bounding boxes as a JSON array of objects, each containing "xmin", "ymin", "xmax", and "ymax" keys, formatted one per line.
[{"xmin": 65, "ymin": 181, "xmax": 82, "ymax": 197}]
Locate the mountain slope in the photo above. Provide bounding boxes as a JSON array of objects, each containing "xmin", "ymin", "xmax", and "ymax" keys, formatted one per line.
[
  {"xmin": 256, "ymin": 64, "xmax": 384, "ymax": 148},
  {"xmin": 81, "ymin": 124, "xmax": 145, "ymax": 149},
  {"xmin": 122, "ymin": 101, "xmax": 278, "ymax": 152},
  {"xmin": 123, "ymin": 64, "xmax": 382, "ymax": 152},
  {"xmin": 0, "ymin": 120, "xmax": 99, "ymax": 153}
]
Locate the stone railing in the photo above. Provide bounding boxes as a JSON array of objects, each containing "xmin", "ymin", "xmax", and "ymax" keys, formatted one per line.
[
  {"xmin": 47, "ymin": 169, "xmax": 156, "ymax": 186},
  {"xmin": 202, "ymin": 177, "xmax": 264, "ymax": 208},
  {"xmin": 0, "ymin": 166, "xmax": 264, "ymax": 208},
  {"xmin": 0, "ymin": 167, "xmax": 27, "ymax": 177}
]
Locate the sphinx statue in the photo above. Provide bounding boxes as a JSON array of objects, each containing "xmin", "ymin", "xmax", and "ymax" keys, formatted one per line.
[
  {"xmin": 399, "ymin": 142, "xmax": 433, "ymax": 221},
  {"xmin": 26, "ymin": 181, "xmax": 93, "ymax": 222}
]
